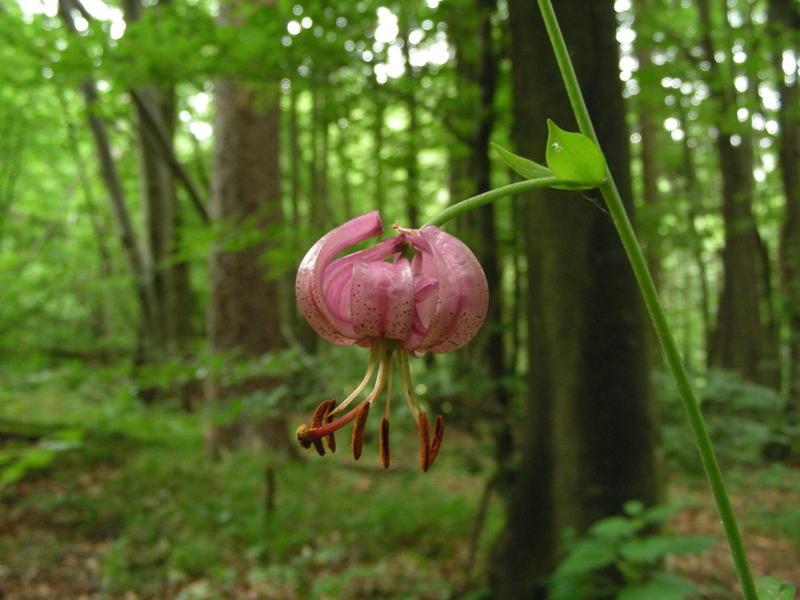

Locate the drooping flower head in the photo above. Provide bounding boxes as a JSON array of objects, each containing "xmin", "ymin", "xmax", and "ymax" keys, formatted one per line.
[{"xmin": 295, "ymin": 211, "xmax": 488, "ymax": 471}]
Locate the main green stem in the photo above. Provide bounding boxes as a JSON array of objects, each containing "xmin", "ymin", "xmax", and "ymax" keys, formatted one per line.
[{"xmin": 537, "ymin": 0, "xmax": 758, "ymax": 597}]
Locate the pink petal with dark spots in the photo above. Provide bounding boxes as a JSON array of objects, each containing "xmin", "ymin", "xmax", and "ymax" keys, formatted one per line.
[
  {"xmin": 351, "ymin": 259, "xmax": 414, "ymax": 340},
  {"xmin": 404, "ymin": 226, "xmax": 489, "ymax": 354}
]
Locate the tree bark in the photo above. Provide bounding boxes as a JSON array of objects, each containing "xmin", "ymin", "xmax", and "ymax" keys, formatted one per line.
[
  {"xmin": 122, "ymin": 0, "xmax": 198, "ymax": 367},
  {"xmin": 59, "ymin": 0, "xmax": 161, "ymax": 358},
  {"xmin": 696, "ymin": 0, "xmax": 778, "ymax": 387},
  {"xmin": 206, "ymin": 1, "xmax": 293, "ymax": 457},
  {"xmin": 489, "ymin": 1, "xmax": 661, "ymax": 597},
  {"xmin": 132, "ymin": 83, "xmax": 196, "ymax": 358},
  {"xmin": 771, "ymin": 0, "xmax": 800, "ymax": 405}
]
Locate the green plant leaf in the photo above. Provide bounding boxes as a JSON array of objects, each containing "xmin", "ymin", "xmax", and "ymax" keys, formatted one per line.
[
  {"xmin": 758, "ymin": 576, "xmax": 797, "ymax": 600},
  {"xmin": 545, "ymin": 120, "xmax": 607, "ymax": 189},
  {"xmin": 640, "ymin": 502, "xmax": 683, "ymax": 525},
  {"xmin": 619, "ymin": 535, "xmax": 712, "ymax": 563},
  {"xmin": 588, "ymin": 515, "xmax": 635, "ymax": 541},
  {"xmin": 491, "ymin": 142, "xmax": 555, "ymax": 181},
  {"xmin": 554, "ymin": 539, "xmax": 616, "ymax": 576},
  {"xmin": 616, "ymin": 574, "xmax": 696, "ymax": 600}
]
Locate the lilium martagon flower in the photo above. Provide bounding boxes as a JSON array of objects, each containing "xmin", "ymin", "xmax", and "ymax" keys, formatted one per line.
[{"xmin": 295, "ymin": 210, "xmax": 489, "ymax": 471}]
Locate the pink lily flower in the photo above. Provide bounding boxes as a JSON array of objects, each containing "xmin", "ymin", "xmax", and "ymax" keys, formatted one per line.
[{"xmin": 295, "ymin": 211, "xmax": 489, "ymax": 471}]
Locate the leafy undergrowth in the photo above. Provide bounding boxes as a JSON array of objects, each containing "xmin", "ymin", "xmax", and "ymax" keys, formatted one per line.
[
  {"xmin": 1, "ymin": 362, "xmax": 799, "ymax": 599},
  {"xmin": 0, "ymin": 363, "xmax": 501, "ymax": 600},
  {"xmin": 670, "ymin": 467, "xmax": 800, "ymax": 599}
]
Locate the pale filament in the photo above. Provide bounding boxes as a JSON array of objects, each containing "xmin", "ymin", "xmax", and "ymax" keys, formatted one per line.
[
  {"xmin": 328, "ymin": 338, "xmax": 384, "ymax": 417},
  {"xmin": 364, "ymin": 347, "xmax": 392, "ymax": 406},
  {"xmin": 397, "ymin": 350, "xmax": 422, "ymax": 423}
]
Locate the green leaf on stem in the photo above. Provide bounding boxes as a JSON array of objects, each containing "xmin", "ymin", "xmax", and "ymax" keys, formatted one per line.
[
  {"xmin": 757, "ymin": 576, "xmax": 796, "ymax": 600},
  {"xmin": 545, "ymin": 120, "xmax": 607, "ymax": 189},
  {"xmin": 491, "ymin": 142, "xmax": 555, "ymax": 181}
]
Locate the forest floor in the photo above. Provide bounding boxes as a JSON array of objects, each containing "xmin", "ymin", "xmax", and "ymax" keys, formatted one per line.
[{"xmin": 0, "ymin": 365, "xmax": 799, "ymax": 599}]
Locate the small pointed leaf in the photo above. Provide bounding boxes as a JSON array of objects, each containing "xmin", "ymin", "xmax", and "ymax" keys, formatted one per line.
[
  {"xmin": 491, "ymin": 142, "xmax": 555, "ymax": 181},
  {"xmin": 545, "ymin": 120, "xmax": 607, "ymax": 189},
  {"xmin": 758, "ymin": 576, "xmax": 796, "ymax": 600}
]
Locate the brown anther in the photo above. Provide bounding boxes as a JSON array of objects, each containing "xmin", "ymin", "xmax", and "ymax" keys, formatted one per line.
[
  {"xmin": 310, "ymin": 399, "xmax": 336, "ymax": 456},
  {"xmin": 323, "ymin": 400, "xmax": 337, "ymax": 453},
  {"xmin": 418, "ymin": 412, "xmax": 432, "ymax": 472},
  {"xmin": 296, "ymin": 424, "xmax": 313, "ymax": 449},
  {"xmin": 351, "ymin": 402, "xmax": 371, "ymax": 461},
  {"xmin": 379, "ymin": 417, "xmax": 390, "ymax": 469}
]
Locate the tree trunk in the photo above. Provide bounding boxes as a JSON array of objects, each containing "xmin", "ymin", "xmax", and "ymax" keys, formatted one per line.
[
  {"xmin": 771, "ymin": 0, "xmax": 800, "ymax": 405},
  {"xmin": 696, "ymin": 0, "xmax": 778, "ymax": 387},
  {"xmin": 309, "ymin": 85, "xmax": 330, "ymax": 236},
  {"xmin": 59, "ymin": 0, "xmax": 161, "ymax": 358},
  {"xmin": 206, "ymin": 6, "xmax": 294, "ymax": 456},
  {"xmin": 677, "ymin": 108, "xmax": 713, "ymax": 368},
  {"xmin": 132, "ymin": 83, "xmax": 195, "ymax": 358},
  {"xmin": 373, "ymin": 86, "xmax": 387, "ymax": 214},
  {"xmin": 121, "ymin": 0, "xmax": 198, "ymax": 370},
  {"xmin": 489, "ymin": 1, "xmax": 661, "ymax": 597}
]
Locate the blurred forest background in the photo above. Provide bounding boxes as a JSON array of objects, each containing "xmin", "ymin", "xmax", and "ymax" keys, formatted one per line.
[{"xmin": 1, "ymin": 0, "xmax": 800, "ymax": 598}]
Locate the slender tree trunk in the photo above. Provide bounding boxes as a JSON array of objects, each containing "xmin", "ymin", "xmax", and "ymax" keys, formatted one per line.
[
  {"xmin": 472, "ymin": 0, "xmax": 514, "ymax": 468},
  {"xmin": 405, "ymin": 96, "xmax": 420, "ymax": 227},
  {"xmin": 336, "ymin": 123, "xmax": 353, "ymax": 221},
  {"xmin": 125, "ymin": 0, "xmax": 198, "ymax": 366},
  {"xmin": 133, "ymin": 83, "xmax": 196, "ymax": 357},
  {"xmin": 288, "ymin": 85, "xmax": 302, "ymax": 235},
  {"xmin": 59, "ymin": 0, "xmax": 161, "ymax": 358},
  {"xmin": 771, "ymin": 0, "xmax": 800, "ymax": 405},
  {"xmin": 490, "ymin": 1, "xmax": 661, "ymax": 597},
  {"xmin": 206, "ymin": 0, "xmax": 294, "ymax": 457},
  {"xmin": 373, "ymin": 85, "xmax": 387, "ymax": 214},
  {"xmin": 309, "ymin": 85, "xmax": 330, "ymax": 236},
  {"xmin": 677, "ymin": 109, "xmax": 713, "ymax": 367},
  {"xmin": 63, "ymin": 102, "xmax": 115, "ymax": 352},
  {"xmin": 696, "ymin": 0, "xmax": 778, "ymax": 387}
]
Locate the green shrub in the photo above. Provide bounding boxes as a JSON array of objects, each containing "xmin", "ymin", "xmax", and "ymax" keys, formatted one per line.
[{"xmin": 548, "ymin": 501, "xmax": 713, "ymax": 600}]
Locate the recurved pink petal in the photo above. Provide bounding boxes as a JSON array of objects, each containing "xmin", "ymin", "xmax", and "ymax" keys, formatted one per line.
[
  {"xmin": 351, "ymin": 259, "xmax": 414, "ymax": 340},
  {"xmin": 296, "ymin": 211, "xmax": 384, "ymax": 345},
  {"xmin": 405, "ymin": 226, "xmax": 488, "ymax": 354}
]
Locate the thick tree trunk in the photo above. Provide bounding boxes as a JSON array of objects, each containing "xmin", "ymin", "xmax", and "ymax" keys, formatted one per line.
[
  {"xmin": 489, "ymin": 1, "xmax": 661, "ymax": 597},
  {"xmin": 207, "ymin": 66, "xmax": 294, "ymax": 456}
]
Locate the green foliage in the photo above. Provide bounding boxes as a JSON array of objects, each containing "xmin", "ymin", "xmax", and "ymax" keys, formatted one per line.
[
  {"xmin": 545, "ymin": 120, "xmax": 607, "ymax": 189},
  {"xmin": 492, "ymin": 142, "xmax": 556, "ymax": 181},
  {"xmin": 491, "ymin": 123, "xmax": 607, "ymax": 191},
  {"xmin": 758, "ymin": 576, "xmax": 796, "ymax": 600},
  {"xmin": 658, "ymin": 369, "xmax": 795, "ymax": 471},
  {"xmin": 0, "ymin": 363, "xmax": 500, "ymax": 598},
  {"xmin": 548, "ymin": 501, "xmax": 713, "ymax": 600},
  {"xmin": 0, "ymin": 427, "xmax": 82, "ymax": 490}
]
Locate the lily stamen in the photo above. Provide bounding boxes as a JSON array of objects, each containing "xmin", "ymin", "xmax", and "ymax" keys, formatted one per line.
[
  {"xmin": 294, "ymin": 211, "xmax": 487, "ymax": 470},
  {"xmin": 327, "ymin": 340, "xmax": 383, "ymax": 418}
]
